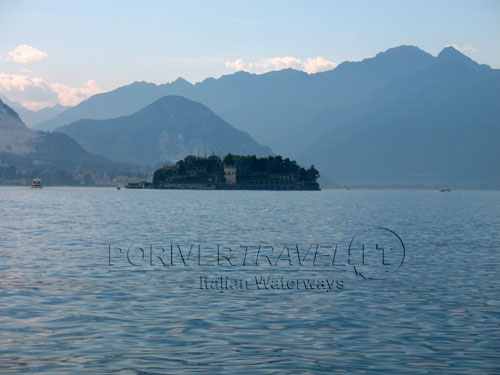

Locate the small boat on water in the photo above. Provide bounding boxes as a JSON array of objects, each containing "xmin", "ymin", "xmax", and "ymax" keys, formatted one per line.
[
  {"xmin": 440, "ymin": 188, "xmax": 451, "ymax": 192},
  {"xmin": 31, "ymin": 178, "xmax": 43, "ymax": 188}
]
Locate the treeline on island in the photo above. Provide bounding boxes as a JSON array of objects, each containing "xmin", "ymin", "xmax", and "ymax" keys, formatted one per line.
[
  {"xmin": 223, "ymin": 154, "xmax": 319, "ymax": 183},
  {"xmin": 130, "ymin": 154, "xmax": 320, "ymax": 190}
]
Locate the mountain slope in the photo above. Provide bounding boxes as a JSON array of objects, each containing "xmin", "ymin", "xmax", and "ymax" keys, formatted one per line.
[
  {"xmin": 0, "ymin": 99, "xmax": 148, "ymax": 185},
  {"xmin": 55, "ymin": 95, "xmax": 272, "ymax": 166},
  {"xmin": 303, "ymin": 48, "xmax": 500, "ymax": 187},
  {"xmin": 0, "ymin": 98, "xmax": 119, "ymax": 169},
  {"xmin": 0, "ymin": 98, "xmax": 40, "ymax": 154},
  {"xmin": 0, "ymin": 95, "xmax": 69, "ymax": 128}
]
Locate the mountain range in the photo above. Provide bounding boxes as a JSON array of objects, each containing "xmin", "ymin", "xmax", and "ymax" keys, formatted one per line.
[
  {"xmin": 303, "ymin": 47, "xmax": 500, "ymax": 187},
  {"xmin": 33, "ymin": 45, "xmax": 450, "ymax": 155},
  {"xmin": 55, "ymin": 95, "xmax": 272, "ymax": 166},
  {"xmin": 0, "ymin": 99, "xmax": 148, "ymax": 185},
  {"xmin": 17, "ymin": 45, "xmax": 500, "ymax": 187}
]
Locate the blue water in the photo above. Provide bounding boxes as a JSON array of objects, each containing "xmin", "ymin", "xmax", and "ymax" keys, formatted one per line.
[{"xmin": 0, "ymin": 187, "xmax": 499, "ymax": 374}]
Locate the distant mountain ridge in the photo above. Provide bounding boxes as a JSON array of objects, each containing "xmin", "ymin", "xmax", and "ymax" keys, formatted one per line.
[
  {"xmin": 55, "ymin": 95, "xmax": 272, "ymax": 166},
  {"xmin": 33, "ymin": 45, "xmax": 500, "ymax": 187},
  {"xmin": 34, "ymin": 45, "xmax": 439, "ymax": 151}
]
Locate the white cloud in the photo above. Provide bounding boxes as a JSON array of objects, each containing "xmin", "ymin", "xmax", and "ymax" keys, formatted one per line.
[
  {"xmin": 225, "ymin": 58, "xmax": 246, "ymax": 71},
  {"xmin": 225, "ymin": 56, "xmax": 337, "ymax": 74},
  {"xmin": 0, "ymin": 72, "xmax": 103, "ymax": 110},
  {"xmin": 8, "ymin": 44, "xmax": 48, "ymax": 63},
  {"xmin": 50, "ymin": 80, "xmax": 102, "ymax": 107},
  {"xmin": 303, "ymin": 57, "xmax": 338, "ymax": 73},
  {"xmin": 21, "ymin": 68, "xmax": 33, "ymax": 73}
]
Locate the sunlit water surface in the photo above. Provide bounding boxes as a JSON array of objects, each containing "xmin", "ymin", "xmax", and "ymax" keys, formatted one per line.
[{"xmin": 0, "ymin": 187, "xmax": 499, "ymax": 374}]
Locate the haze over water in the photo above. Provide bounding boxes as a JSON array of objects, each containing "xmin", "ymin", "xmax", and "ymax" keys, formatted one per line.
[{"xmin": 1, "ymin": 187, "xmax": 499, "ymax": 374}]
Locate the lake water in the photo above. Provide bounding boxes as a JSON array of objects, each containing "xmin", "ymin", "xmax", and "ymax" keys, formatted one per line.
[{"xmin": 1, "ymin": 187, "xmax": 499, "ymax": 374}]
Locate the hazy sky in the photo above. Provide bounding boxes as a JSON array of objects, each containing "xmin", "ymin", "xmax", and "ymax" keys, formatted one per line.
[{"xmin": 1, "ymin": 0, "xmax": 499, "ymax": 109}]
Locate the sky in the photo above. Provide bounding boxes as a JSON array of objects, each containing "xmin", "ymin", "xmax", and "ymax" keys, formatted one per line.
[{"xmin": 0, "ymin": 0, "xmax": 499, "ymax": 110}]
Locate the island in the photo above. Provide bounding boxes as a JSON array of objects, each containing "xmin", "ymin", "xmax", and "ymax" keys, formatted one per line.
[{"xmin": 127, "ymin": 154, "xmax": 320, "ymax": 190}]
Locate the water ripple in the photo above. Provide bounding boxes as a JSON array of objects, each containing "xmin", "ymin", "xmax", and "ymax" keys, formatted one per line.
[{"xmin": 0, "ymin": 187, "xmax": 499, "ymax": 374}]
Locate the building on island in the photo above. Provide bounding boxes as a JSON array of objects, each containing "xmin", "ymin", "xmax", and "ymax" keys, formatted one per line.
[{"xmin": 224, "ymin": 166, "xmax": 237, "ymax": 185}]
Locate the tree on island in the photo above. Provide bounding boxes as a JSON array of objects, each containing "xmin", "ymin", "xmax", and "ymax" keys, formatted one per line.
[
  {"xmin": 307, "ymin": 165, "xmax": 320, "ymax": 181},
  {"xmin": 223, "ymin": 153, "xmax": 234, "ymax": 165}
]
